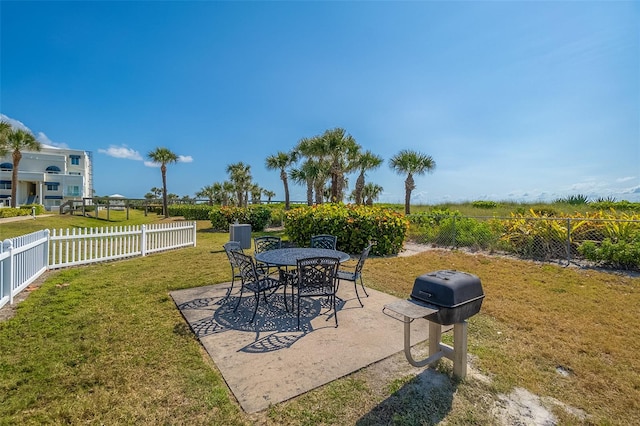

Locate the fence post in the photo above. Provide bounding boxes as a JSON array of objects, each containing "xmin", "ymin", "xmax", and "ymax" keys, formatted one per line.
[
  {"xmin": 192, "ymin": 221, "xmax": 197, "ymax": 248},
  {"xmin": 3, "ymin": 239, "xmax": 14, "ymax": 304},
  {"xmin": 566, "ymin": 218, "xmax": 572, "ymax": 265},
  {"xmin": 44, "ymin": 229, "xmax": 50, "ymax": 270},
  {"xmin": 453, "ymin": 216, "xmax": 457, "ymax": 248},
  {"xmin": 141, "ymin": 224, "xmax": 147, "ymax": 257}
]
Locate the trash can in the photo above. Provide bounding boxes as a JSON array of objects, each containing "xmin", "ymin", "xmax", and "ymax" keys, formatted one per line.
[{"xmin": 229, "ymin": 223, "xmax": 251, "ymax": 249}]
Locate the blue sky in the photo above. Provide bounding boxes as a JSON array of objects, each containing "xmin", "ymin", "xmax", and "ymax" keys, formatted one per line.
[{"xmin": 1, "ymin": 1, "xmax": 638, "ymax": 204}]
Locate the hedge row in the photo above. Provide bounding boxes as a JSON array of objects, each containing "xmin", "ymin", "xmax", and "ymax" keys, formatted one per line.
[{"xmin": 284, "ymin": 204, "xmax": 409, "ymax": 256}]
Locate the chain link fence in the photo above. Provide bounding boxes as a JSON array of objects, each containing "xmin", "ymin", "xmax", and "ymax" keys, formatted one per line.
[{"xmin": 409, "ymin": 215, "xmax": 640, "ymax": 271}]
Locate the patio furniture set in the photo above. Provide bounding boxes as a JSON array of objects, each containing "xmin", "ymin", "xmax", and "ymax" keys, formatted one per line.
[{"xmin": 222, "ymin": 235, "xmax": 373, "ymax": 329}]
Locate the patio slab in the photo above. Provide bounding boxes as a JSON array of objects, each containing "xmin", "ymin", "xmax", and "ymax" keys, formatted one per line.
[{"xmin": 170, "ymin": 280, "xmax": 430, "ymax": 413}]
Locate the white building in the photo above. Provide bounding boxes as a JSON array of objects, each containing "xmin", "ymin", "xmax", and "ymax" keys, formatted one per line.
[{"xmin": 0, "ymin": 146, "xmax": 93, "ymax": 211}]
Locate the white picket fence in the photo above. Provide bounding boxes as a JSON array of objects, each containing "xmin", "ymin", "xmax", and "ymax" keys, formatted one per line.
[{"xmin": 0, "ymin": 221, "xmax": 197, "ymax": 309}]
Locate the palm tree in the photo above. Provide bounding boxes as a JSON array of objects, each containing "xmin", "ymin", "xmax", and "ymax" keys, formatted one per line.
[
  {"xmin": 0, "ymin": 121, "xmax": 11, "ymax": 151},
  {"xmin": 147, "ymin": 147, "xmax": 178, "ymax": 218},
  {"xmin": 5, "ymin": 128, "xmax": 42, "ymax": 207},
  {"xmin": 362, "ymin": 182, "xmax": 384, "ymax": 206},
  {"xmin": 250, "ymin": 184, "xmax": 263, "ymax": 204},
  {"xmin": 389, "ymin": 149, "xmax": 436, "ymax": 215},
  {"xmin": 150, "ymin": 187, "xmax": 163, "ymax": 200},
  {"xmin": 226, "ymin": 162, "xmax": 252, "ymax": 207},
  {"xmin": 319, "ymin": 128, "xmax": 360, "ymax": 202},
  {"xmin": 196, "ymin": 184, "xmax": 216, "ymax": 205},
  {"xmin": 263, "ymin": 189, "xmax": 275, "ymax": 204},
  {"xmin": 265, "ymin": 151, "xmax": 297, "ymax": 210},
  {"xmin": 294, "ymin": 137, "xmax": 330, "ymax": 205},
  {"xmin": 353, "ymin": 150, "xmax": 383, "ymax": 204}
]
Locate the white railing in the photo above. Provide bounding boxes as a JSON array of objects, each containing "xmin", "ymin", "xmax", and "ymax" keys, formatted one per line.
[
  {"xmin": 0, "ymin": 222, "xmax": 197, "ymax": 309},
  {"xmin": 1, "ymin": 230, "xmax": 49, "ymax": 308}
]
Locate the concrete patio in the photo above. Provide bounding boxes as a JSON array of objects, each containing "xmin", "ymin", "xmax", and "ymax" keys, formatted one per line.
[{"xmin": 171, "ymin": 280, "xmax": 431, "ymax": 413}]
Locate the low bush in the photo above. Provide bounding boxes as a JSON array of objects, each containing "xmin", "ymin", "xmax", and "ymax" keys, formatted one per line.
[
  {"xmin": 209, "ymin": 205, "xmax": 271, "ymax": 232},
  {"xmin": 579, "ymin": 237, "xmax": 640, "ymax": 270},
  {"xmin": 284, "ymin": 203, "xmax": 409, "ymax": 256},
  {"xmin": 168, "ymin": 204, "xmax": 214, "ymax": 220}
]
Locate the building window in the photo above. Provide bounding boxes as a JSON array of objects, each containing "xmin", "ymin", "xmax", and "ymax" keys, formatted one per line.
[
  {"xmin": 0, "ymin": 180, "xmax": 11, "ymax": 190},
  {"xmin": 66, "ymin": 186, "xmax": 81, "ymax": 197},
  {"xmin": 70, "ymin": 155, "xmax": 81, "ymax": 165},
  {"xmin": 46, "ymin": 165, "xmax": 61, "ymax": 174},
  {"xmin": 0, "ymin": 163, "xmax": 12, "ymax": 171},
  {"xmin": 46, "ymin": 182, "xmax": 60, "ymax": 191}
]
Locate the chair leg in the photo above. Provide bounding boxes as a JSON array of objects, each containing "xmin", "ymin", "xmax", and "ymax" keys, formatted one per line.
[
  {"xmin": 359, "ymin": 276, "xmax": 369, "ymax": 297},
  {"xmin": 233, "ymin": 285, "xmax": 245, "ymax": 311},
  {"xmin": 218, "ymin": 276, "xmax": 235, "ymax": 305},
  {"xmin": 333, "ymin": 294, "xmax": 338, "ymax": 327},
  {"xmin": 353, "ymin": 279, "xmax": 364, "ymax": 307},
  {"xmin": 250, "ymin": 292, "xmax": 260, "ymax": 323}
]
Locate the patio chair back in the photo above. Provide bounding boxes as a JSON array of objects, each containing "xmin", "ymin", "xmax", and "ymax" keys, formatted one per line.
[
  {"xmin": 230, "ymin": 250, "xmax": 283, "ymax": 323},
  {"xmin": 221, "ymin": 241, "xmax": 244, "ymax": 303},
  {"xmin": 310, "ymin": 234, "xmax": 337, "ymax": 250},
  {"xmin": 295, "ymin": 256, "xmax": 340, "ymax": 329},
  {"xmin": 254, "ymin": 236, "xmax": 282, "ymax": 253}
]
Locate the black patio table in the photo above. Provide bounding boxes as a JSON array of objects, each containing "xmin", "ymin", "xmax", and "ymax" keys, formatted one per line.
[{"xmin": 254, "ymin": 247, "xmax": 350, "ymax": 267}]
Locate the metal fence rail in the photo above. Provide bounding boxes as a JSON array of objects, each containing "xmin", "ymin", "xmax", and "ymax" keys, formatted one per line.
[{"xmin": 0, "ymin": 221, "xmax": 197, "ymax": 309}]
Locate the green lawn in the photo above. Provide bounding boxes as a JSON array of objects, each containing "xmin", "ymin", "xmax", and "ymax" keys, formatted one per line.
[{"xmin": 1, "ymin": 212, "xmax": 638, "ymax": 424}]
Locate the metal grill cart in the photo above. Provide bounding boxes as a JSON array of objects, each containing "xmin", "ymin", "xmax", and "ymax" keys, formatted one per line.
[{"xmin": 383, "ymin": 270, "xmax": 484, "ymax": 379}]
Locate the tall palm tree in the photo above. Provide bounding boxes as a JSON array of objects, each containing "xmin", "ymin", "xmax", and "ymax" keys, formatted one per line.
[
  {"xmin": 147, "ymin": 147, "xmax": 178, "ymax": 218},
  {"xmin": 226, "ymin": 162, "xmax": 252, "ymax": 207},
  {"xmin": 353, "ymin": 150, "xmax": 383, "ymax": 204},
  {"xmin": 265, "ymin": 151, "xmax": 297, "ymax": 210},
  {"xmin": 5, "ymin": 128, "xmax": 42, "ymax": 207},
  {"xmin": 319, "ymin": 128, "xmax": 360, "ymax": 202},
  {"xmin": 389, "ymin": 149, "xmax": 436, "ymax": 215}
]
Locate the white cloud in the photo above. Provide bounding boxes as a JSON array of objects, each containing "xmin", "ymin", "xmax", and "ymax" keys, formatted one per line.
[
  {"xmin": 144, "ymin": 161, "xmax": 159, "ymax": 168},
  {"xmin": 1, "ymin": 114, "xmax": 68, "ymax": 148},
  {"xmin": 98, "ymin": 145, "xmax": 143, "ymax": 160},
  {"xmin": 37, "ymin": 131, "xmax": 68, "ymax": 149},
  {"xmin": 616, "ymin": 176, "xmax": 636, "ymax": 183},
  {"xmin": 0, "ymin": 113, "xmax": 30, "ymax": 132}
]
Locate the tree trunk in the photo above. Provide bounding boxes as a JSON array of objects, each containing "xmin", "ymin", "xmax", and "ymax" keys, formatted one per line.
[
  {"xmin": 10, "ymin": 150, "xmax": 21, "ymax": 208},
  {"xmin": 404, "ymin": 174, "xmax": 414, "ymax": 215},
  {"xmin": 354, "ymin": 173, "xmax": 365, "ymax": 204},
  {"xmin": 281, "ymin": 170, "xmax": 290, "ymax": 210},
  {"xmin": 161, "ymin": 165, "xmax": 169, "ymax": 218}
]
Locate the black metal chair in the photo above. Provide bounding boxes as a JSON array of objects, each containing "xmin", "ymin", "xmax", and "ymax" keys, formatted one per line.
[
  {"xmin": 336, "ymin": 243, "xmax": 373, "ymax": 307},
  {"xmin": 230, "ymin": 251, "xmax": 285, "ymax": 323},
  {"xmin": 310, "ymin": 234, "xmax": 337, "ymax": 250},
  {"xmin": 222, "ymin": 241, "xmax": 244, "ymax": 303},
  {"xmin": 295, "ymin": 256, "xmax": 340, "ymax": 330},
  {"xmin": 253, "ymin": 236, "xmax": 282, "ymax": 276}
]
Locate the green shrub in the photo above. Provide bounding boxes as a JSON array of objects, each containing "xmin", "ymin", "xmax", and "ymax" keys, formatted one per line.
[
  {"xmin": 579, "ymin": 237, "xmax": 640, "ymax": 270},
  {"xmin": 209, "ymin": 205, "xmax": 272, "ymax": 232},
  {"xmin": 284, "ymin": 203, "xmax": 409, "ymax": 256},
  {"xmin": 168, "ymin": 204, "xmax": 214, "ymax": 220},
  {"xmin": 472, "ymin": 200, "xmax": 498, "ymax": 209}
]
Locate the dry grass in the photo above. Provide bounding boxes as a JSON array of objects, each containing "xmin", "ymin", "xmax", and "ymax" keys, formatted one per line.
[
  {"xmin": 1, "ymin": 214, "xmax": 639, "ymax": 424},
  {"xmin": 365, "ymin": 249, "xmax": 640, "ymax": 424}
]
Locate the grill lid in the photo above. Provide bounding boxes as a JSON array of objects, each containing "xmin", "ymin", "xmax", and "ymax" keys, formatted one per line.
[{"xmin": 411, "ymin": 270, "xmax": 484, "ymax": 308}]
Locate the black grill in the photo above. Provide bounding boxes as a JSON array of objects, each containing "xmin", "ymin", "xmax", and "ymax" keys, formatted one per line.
[{"xmin": 410, "ymin": 270, "xmax": 484, "ymax": 325}]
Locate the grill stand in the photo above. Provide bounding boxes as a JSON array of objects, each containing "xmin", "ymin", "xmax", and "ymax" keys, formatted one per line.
[{"xmin": 383, "ymin": 299, "xmax": 469, "ymax": 379}]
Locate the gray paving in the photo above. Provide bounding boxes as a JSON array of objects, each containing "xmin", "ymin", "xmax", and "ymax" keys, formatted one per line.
[{"xmin": 170, "ymin": 281, "xmax": 429, "ymax": 413}]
